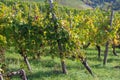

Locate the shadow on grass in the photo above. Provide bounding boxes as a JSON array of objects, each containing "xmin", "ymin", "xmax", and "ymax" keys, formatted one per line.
[
  {"xmin": 87, "ymin": 56, "xmax": 103, "ymax": 62},
  {"xmin": 91, "ymin": 64, "xmax": 104, "ymax": 68},
  {"xmin": 27, "ymin": 70, "xmax": 62, "ymax": 80},
  {"xmin": 90, "ymin": 64, "xmax": 113, "ymax": 71},
  {"xmin": 107, "ymin": 58, "xmax": 120, "ymax": 63},
  {"xmin": 86, "ymin": 47, "xmax": 96, "ymax": 50},
  {"xmin": 30, "ymin": 59, "xmax": 59, "ymax": 68}
]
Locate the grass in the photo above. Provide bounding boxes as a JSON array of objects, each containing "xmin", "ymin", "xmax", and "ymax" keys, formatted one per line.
[{"xmin": 4, "ymin": 46, "xmax": 120, "ymax": 80}]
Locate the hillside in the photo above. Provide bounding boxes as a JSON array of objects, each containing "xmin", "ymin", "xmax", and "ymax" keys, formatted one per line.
[
  {"xmin": 82, "ymin": 0, "xmax": 120, "ymax": 10},
  {"xmin": 55, "ymin": 0, "xmax": 92, "ymax": 9},
  {"xmin": 1, "ymin": 0, "xmax": 120, "ymax": 10},
  {"xmin": 0, "ymin": 0, "xmax": 92, "ymax": 9},
  {"xmin": 33, "ymin": 0, "xmax": 92, "ymax": 9},
  {"xmin": 29, "ymin": 0, "xmax": 120, "ymax": 10}
]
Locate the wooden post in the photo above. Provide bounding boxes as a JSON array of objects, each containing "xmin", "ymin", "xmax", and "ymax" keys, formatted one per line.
[
  {"xmin": 110, "ymin": 2, "xmax": 118, "ymax": 56},
  {"xmin": 48, "ymin": 0, "xmax": 67, "ymax": 74},
  {"xmin": 103, "ymin": 1, "xmax": 114, "ymax": 65},
  {"xmin": 110, "ymin": 2, "xmax": 114, "ymax": 27},
  {"xmin": 103, "ymin": 41, "xmax": 109, "ymax": 65}
]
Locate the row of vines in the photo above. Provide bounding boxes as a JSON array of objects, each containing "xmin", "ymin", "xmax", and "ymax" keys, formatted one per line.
[{"xmin": 0, "ymin": 0, "xmax": 120, "ymax": 79}]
